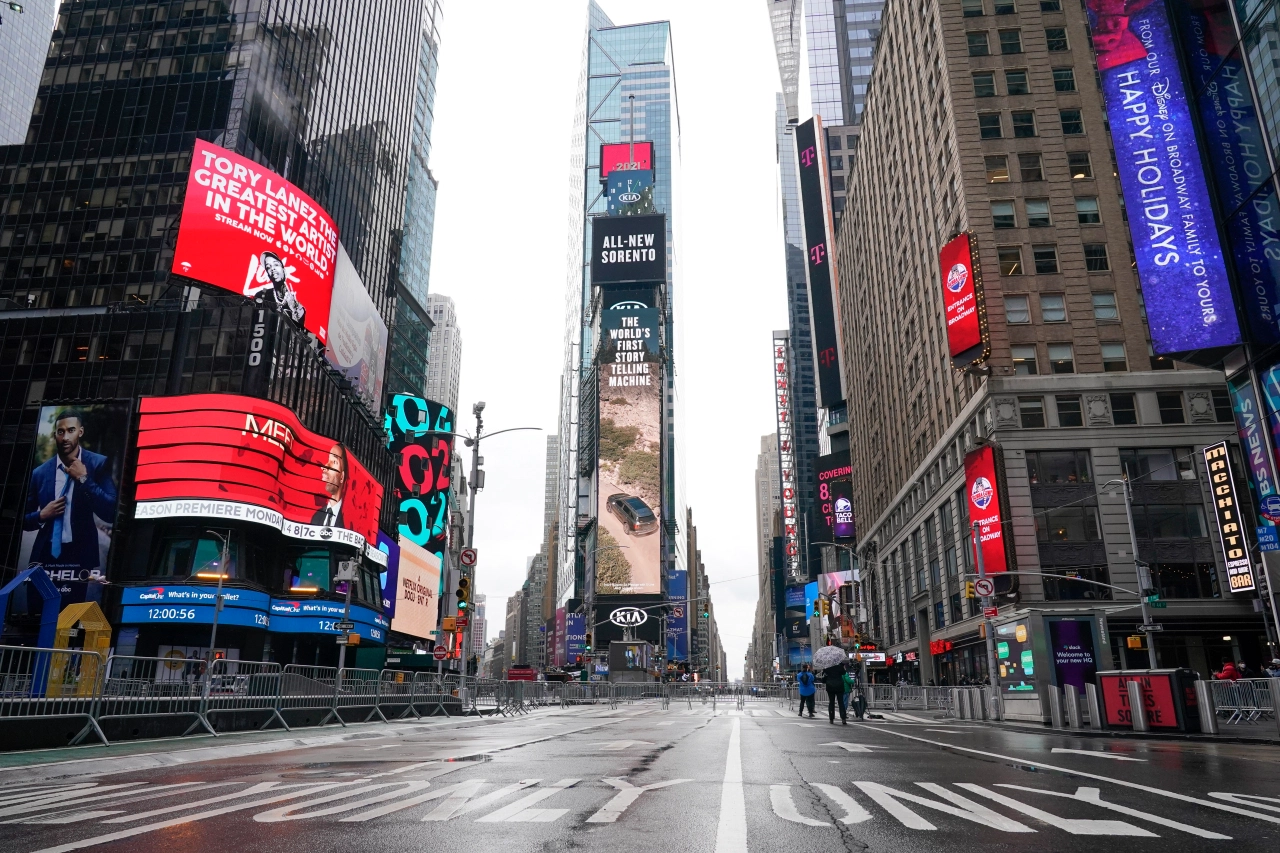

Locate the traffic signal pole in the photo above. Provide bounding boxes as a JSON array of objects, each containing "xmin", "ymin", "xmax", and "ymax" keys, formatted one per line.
[
  {"xmin": 462, "ymin": 403, "xmax": 483, "ymax": 676},
  {"xmin": 971, "ymin": 521, "xmax": 1002, "ymax": 721}
]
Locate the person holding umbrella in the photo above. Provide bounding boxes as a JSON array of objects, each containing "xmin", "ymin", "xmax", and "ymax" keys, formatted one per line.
[{"xmin": 812, "ymin": 642, "xmax": 849, "ymax": 725}]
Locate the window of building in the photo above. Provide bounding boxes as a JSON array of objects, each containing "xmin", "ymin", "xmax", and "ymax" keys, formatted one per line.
[
  {"xmin": 1111, "ymin": 393, "xmax": 1138, "ymax": 425},
  {"xmin": 1212, "ymin": 388, "xmax": 1234, "ymax": 423},
  {"xmin": 1000, "ymin": 29, "xmax": 1024, "ymax": 53},
  {"xmin": 831, "ymin": 175, "xmax": 846, "ymax": 191},
  {"xmin": 1101, "ymin": 342, "xmax": 1128, "ymax": 371},
  {"xmin": 1006, "ymin": 69, "xmax": 1030, "ymax": 94},
  {"xmin": 1019, "ymin": 396, "xmax": 1046, "ymax": 427},
  {"xmin": 828, "ymin": 134, "xmax": 843, "ymax": 151},
  {"xmin": 1036, "ymin": 505, "xmax": 1101, "ymax": 542},
  {"xmin": 1026, "ymin": 198, "xmax": 1051, "ymax": 226},
  {"xmin": 1132, "ymin": 506, "xmax": 1208, "ymax": 541},
  {"xmin": 1157, "ymin": 391, "xmax": 1185, "ymax": 423},
  {"xmin": 1033, "ymin": 244, "xmax": 1060, "ymax": 274},
  {"xmin": 992, "ymin": 200, "xmax": 1017, "ymax": 228},
  {"xmin": 951, "ymin": 592, "xmax": 964, "ymax": 624},
  {"xmin": 1092, "ymin": 291, "xmax": 1118, "ymax": 320},
  {"xmin": 1045, "ymin": 27, "xmax": 1069, "ymax": 50},
  {"xmin": 1121, "ymin": 447, "xmax": 1196, "ymax": 481},
  {"xmin": 998, "ymin": 245, "xmax": 1023, "ymax": 275},
  {"xmin": 1028, "ymin": 450, "xmax": 1093, "ymax": 483},
  {"xmin": 1005, "ymin": 294, "xmax": 1031, "ymax": 323},
  {"xmin": 969, "ymin": 31, "xmax": 991, "ymax": 56},
  {"xmin": 288, "ymin": 549, "xmax": 330, "ymax": 591},
  {"xmin": 1012, "ymin": 110, "xmax": 1037, "ymax": 137},
  {"xmin": 1048, "ymin": 343, "xmax": 1075, "ymax": 373},
  {"xmin": 995, "ymin": 0, "xmax": 1016, "ymax": 12},
  {"xmin": 985, "ymin": 154, "xmax": 1010, "ymax": 182},
  {"xmin": 1150, "ymin": 561, "xmax": 1219, "ymax": 599},
  {"xmin": 934, "ymin": 600, "xmax": 946, "ymax": 629},
  {"xmin": 1084, "ymin": 243, "xmax": 1110, "ymax": 271},
  {"xmin": 1068, "ymin": 151, "xmax": 1093, "ymax": 179},
  {"xmin": 1019, "ymin": 152, "xmax": 1044, "ymax": 181},
  {"xmin": 1075, "ymin": 197, "xmax": 1100, "ymax": 224},
  {"xmin": 1040, "ymin": 292, "xmax": 1066, "ymax": 320},
  {"xmin": 1041, "ymin": 0, "xmax": 1062, "ymax": 8},
  {"xmin": 1012, "ymin": 344, "xmax": 1038, "ymax": 374},
  {"xmin": 964, "ymin": 0, "xmax": 985, "ymax": 15},
  {"xmin": 830, "ymin": 155, "xmax": 844, "ymax": 170},
  {"xmin": 979, "ymin": 112, "xmax": 1003, "ymax": 138},
  {"xmin": 1052, "ymin": 67, "xmax": 1077, "ymax": 91},
  {"xmin": 973, "ymin": 71, "xmax": 997, "ymax": 97},
  {"xmin": 1060, "ymin": 109, "xmax": 1085, "ymax": 134},
  {"xmin": 1150, "ymin": 346, "xmax": 1174, "ymax": 370},
  {"xmin": 1056, "ymin": 395, "xmax": 1083, "ymax": 427}
]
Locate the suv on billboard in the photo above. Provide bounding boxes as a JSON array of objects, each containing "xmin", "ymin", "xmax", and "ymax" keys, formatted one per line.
[{"xmin": 607, "ymin": 493, "xmax": 659, "ymax": 536}]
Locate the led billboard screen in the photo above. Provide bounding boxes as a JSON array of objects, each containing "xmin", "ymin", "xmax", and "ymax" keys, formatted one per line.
[
  {"xmin": 591, "ymin": 213, "xmax": 666, "ymax": 285},
  {"xmin": 325, "ymin": 244, "xmax": 388, "ymax": 413},
  {"xmin": 173, "ymin": 140, "xmax": 338, "ymax": 344},
  {"xmin": 1087, "ymin": 0, "xmax": 1241, "ymax": 354},
  {"xmin": 939, "ymin": 232, "xmax": 988, "ymax": 366},
  {"xmin": 376, "ymin": 531, "xmax": 400, "ymax": 618},
  {"xmin": 596, "ymin": 304, "xmax": 661, "ymax": 595},
  {"xmin": 774, "ymin": 334, "xmax": 801, "ymax": 580},
  {"xmin": 599, "ymin": 141, "xmax": 654, "ymax": 178},
  {"xmin": 606, "ymin": 169, "xmax": 655, "ymax": 216},
  {"xmin": 964, "ymin": 445, "xmax": 1009, "ymax": 574},
  {"xmin": 1228, "ymin": 373, "xmax": 1279, "ymax": 526},
  {"xmin": 794, "ymin": 117, "xmax": 845, "ymax": 408},
  {"xmin": 1203, "ymin": 441, "xmax": 1257, "ymax": 592},
  {"xmin": 133, "ymin": 394, "xmax": 383, "ymax": 551},
  {"xmin": 392, "ymin": 539, "xmax": 441, "ymax": 639},
  {"xmin": 384, "ymin": 394, "xmax": 454, "ymax": 566},
  {"xmin": 814, "ymin": 452, "xmax": 855, "ymax": 542}
]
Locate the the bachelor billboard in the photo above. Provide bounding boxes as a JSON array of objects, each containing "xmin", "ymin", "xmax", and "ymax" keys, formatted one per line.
[
  {"xmin": 132, "ymin": 394, "xmax": 383, "ymax": 552},
  {"xmin": 384, "ymin": 394, "xmax": 454, "ymax": 566},
  {"xmin": 591, "ymin": 213, "xmax": 666, "ymax": 285},
  {"xmin": 964, "ymin": 445, "xmax": 1010, "ymax": 574},
  {"xmin": 1087, "ymin": 0, "xmax": 1241, "ymax": 354},
  {"xmin": 173, "ymin": 140, "xmax": 339, "ymax": 344},
  {"xmin": 939, "ymin": 232, "xmax": 988, "ymax": 367}
]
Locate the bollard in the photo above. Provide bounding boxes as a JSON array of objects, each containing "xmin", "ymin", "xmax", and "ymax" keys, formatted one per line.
[
  {"xmin": 953, "ymin": 688, "xmax": 965, "ymax": 720},
  {"xmin": 1085, "ymin": 682, "xmax": 1103, "ymax": 730},
  {"xmin": 973, "ymin": 688, "xmax": 987, "ymax": 721},
  {"xmin": 1195, "ymin": 680, "xmax": 1218, "ymax": 735},
  {"xmin": 1126, "ymin": 680, "xmax": 1148, "ymax": 732},
  {"xmin": 1064, "ymin": 684, "xmax": 1082, "ymax": 729},
  {"xmin": 1048, "ymin": 686, "xmax": 1065, "ymax": 729},
  {"xmin": 892, "ymin": 687, "xmax": 899, "ymax": 711}
]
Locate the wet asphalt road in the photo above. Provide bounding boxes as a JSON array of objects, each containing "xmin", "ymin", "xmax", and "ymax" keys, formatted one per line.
[{"xmin": 1, "ymin": 701, "xmax": 1279, "ymax": 853}]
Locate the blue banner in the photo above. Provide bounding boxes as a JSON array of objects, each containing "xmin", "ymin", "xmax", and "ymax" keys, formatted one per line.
[
  {"xmin": 122, "ymin": 604, "xmax": 269, "ymax": 629},
  {"xmin": 269, "ymin": 598, "xmax": 389, "ymax": 644},
  {"xmin": 1229, "ymin": 373, "xmax": 1279, "ymax": 526},
  {"xmin": 377, "ymin": 531, "xmax": 400, "ymax": 619},
  {"xmin": 566, "ymin": 612, "xmax": 587, "ymax": 661},
  {"xmin": 122, "ymin": 585, "xmax": 271, "ymax": 610}
]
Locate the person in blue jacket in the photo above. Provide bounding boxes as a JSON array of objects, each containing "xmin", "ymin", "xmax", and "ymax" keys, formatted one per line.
[{"xmin": 796, "ymin": 663, "xmax": 816, "ymax": 718}]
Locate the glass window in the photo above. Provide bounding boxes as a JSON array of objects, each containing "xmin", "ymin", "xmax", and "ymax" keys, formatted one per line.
[
  {"xmin": 986, "ymin": 154, "xmax": 1010, "ymax": 182},
  {"xmin": 1045, "ymin": 27, "xmax": 1069, "ymax": 50},
  {"xmin": 1048, "ymin": 343, "xmax": 1075, "ymax": 373},
  {"xmin": 1019, "ymin": 152, "xmax": 1043, "ymax": 181},
  {"xmin": 1041, "ymin": 0, "xmax": 1062, "ymax": 8},
  {"xmin": 1093, "ymin": 291, "xmax": 1118, "ymax": 320},
  {"xmin": 1084, "ymin": 243, "xmax": 1110, "ymax": 271},
  {"xmin": 992, "ymin": 200, "xmax": 1017, "ymax": 228},
  {"xmin": 1068, "ymin": 151, "xmax": 1093, "ymax": 179},
  {"xmin": 1040, "ymin": 292, "xmax": 1066, "ymax": 320},
  {"xmin": 1033, "ymin": 244, "xmax": 1060, "ymax": 274},
  {"xmin": 1053, "ymin": 68, "xmax": 1077, "ymax": 91},
  {"xmin": 156, "ymin": 537, "xmax": 196, "ymax": 578},
  {"xmin": 1111, "ymin": 393, "xmax": 1139, "ymax": 425},
  {"xmin": 1012, "ymin": 344, "xmax": 1038, "ymax": 374},
  {"xmin": 963, "ymin": 0, "xmax": 985, "ymax": 15},
  {"xmin": 1212, "ymin": 389, "xmax": 1234, "ymax": 423},
  {"xmin": 1026, "ymin": 198, "xmax": 1051, "ymax": 226},
  {"xmin": 1005, "ymin": 294, "xmax": 1031, "ymax": 323},
  {"xmin": 1151, "ymin": 561, "xmax": 1218, "ymax": 599},
  {"xmin": 969, "ymin": 31, "xmax": 991, "ymax": 56},
  {"xmin": 1019, "ymin": 396, "xmax": 1046, "ymax": 427},
  {"xmin": 998, "ymin": 245, "xmax": 1023, "ymax": 275},
  {"xmin": 1056, "ymin": 395, "xmax": 1083, "ymax": 427},
  {"xmin": 1151, "ymin": 346, "xmax": 1175, "ymax": 370},
  {"xmin": 1000, "ymin": 29, "xmax": 1024, "ymax": 54},
  {"xmin": 1101, "ymin": 342, "xmax": 1127, "ymax": 371},
  {"xmin": 995, "ymin": 0, "xmax": 1017, "ymax": 12},
  {"xmin": 1158, "ymin": 391, "xmax": 1186, "ymax": 423},
  {"xmin": 830, "ymin": 155, "xmax": 844, "ymax": 171},
  {"xmin": 828, "ymin": 134, "xmax": 843, "ymax": 151},
  {"xmin": 1060, "ymin": 109, "xmax": 1085, "ymax": 134},
  {"xmin": 974, "ymin": 71, "xmax": 997, "ymax": 97},
  {"xmin": 1036, "ymin": 506, "xmax": 1101, "ymax": 541},
  {"xmin": 1075, "ymin": 197, "xmax": 1101, "ymax": 224},
  {"xmin": 1006, "ymin": 69, "xmax": 1030, "ymax": 94},
  {"xmin": 1028, "ymin": 450, "xmax": 1093, "ymax": 483},
  {"xmin": 934, "ymin": 600, "xmax": 946, "ymax": 629},
  {"xmin": 979, "ymin": 112, "xmax": 1003, "ymax": 138},
  {"xmin": 1121, "ymin": 447, "xmax": 1196, "ymax": 481},
  {"xmin": 1012, "ymin": 110, "xmax": 1037, "ymax": 137}
]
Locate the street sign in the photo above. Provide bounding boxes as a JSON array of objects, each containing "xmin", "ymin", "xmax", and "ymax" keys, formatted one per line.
[
  {"xmin": 1258, "ymin": 525, "xmax": 1280, "ymax": 551},
  {"xmin": 1262, "ymin": 495, "xmax": 1280, "ymax": 523},
  {"xmin": 983, "ymin": 606, "xmax": 998, "ymax": 618},
  {"xmin": 433, "ymin": 646, "xmax": 448, "ymax": 661},
  {"xmin": 1138, "ymin": 623, "xmax": 1164, "ymax": 632},
  {"xmin": 1150, "ymin": 601, "xmax": 1167, "ymax": 608},
  {"xmin": 1142, "ymin": 594, "xmax": 1159, "ymax": 604},
  {"xmin": 974, "ymin": 578, "xmax": 995, "ymax": 597},
  {"xmin": 334, "ymin": 621, "xmax": 355, "ymax": 631},
  {"xmin": 460, "ymin": 548, "xmax": 478, "ymax": 567},
  {"xmin": 455, "ymin": 616, "xmax": 470, "ymax": 628}
]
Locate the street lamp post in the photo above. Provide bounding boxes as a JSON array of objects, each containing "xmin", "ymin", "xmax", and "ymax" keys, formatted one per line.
[
  {"xmin": 970, "ymin": 522, "xmax": 1002, "ymax": 720},
  {"xmin": 1105, "ymin": 477, "xmax": 1160, "ymax": 669},
  {"xmin": 200, "ymin": 530, "xmax": 229, "ymax": 663}
]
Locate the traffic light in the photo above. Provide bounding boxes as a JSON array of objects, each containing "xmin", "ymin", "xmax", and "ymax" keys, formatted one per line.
[
  {"xmin": 702, "ymin": 606, "xmax": 710, "ymax": 619},
  {"xmin": 456, "ymin": 576, "xmax": 471, "ymax": 610},
  {"xmin": 584, "ymin": 632, "xmax": 593, "ymax": 651},
  {"xmin": 964, "ymin": 581, "xmax": 976, "ymax": 599}
]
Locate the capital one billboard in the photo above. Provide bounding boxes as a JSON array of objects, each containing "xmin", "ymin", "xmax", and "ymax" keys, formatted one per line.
[
  {"xmin": 1088, "ymin": 0, "xmax": 1241, "ymax": 354},
  {"xmin": 939, "ymin": 232, "xmax": 988, "ymax": 368},
  {"xmin": 173, "ymin": 139, "xmax": 339, "ymax": 344},
  {"xmin": 964, "ymin": 445, "xmax": 1009, "ymax": 574}
]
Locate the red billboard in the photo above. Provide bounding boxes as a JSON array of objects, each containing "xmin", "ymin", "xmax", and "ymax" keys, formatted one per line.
[
  {"xmin": 964, "ymin": 445, "xmax": 1009, "ymax": 574},
  {"xmin": 173, "ymin": 140, "xmax": 339, "ymax": 344},
  {"xmin": 940, "ymin": 232, "xmax": 987, "ymax": 366},
  {"xmin": 600, "ymin": 141, "xmax": 654, "ymax": 179},
  {"xmin": 133, "ymin": 394, "xmax": 382, "ymax": 551}
]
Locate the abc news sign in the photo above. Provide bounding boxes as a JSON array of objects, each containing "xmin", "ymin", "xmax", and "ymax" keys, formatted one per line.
[{"xmin": 591, "ymin": 213, "xmax": 666, "ymax": 285}]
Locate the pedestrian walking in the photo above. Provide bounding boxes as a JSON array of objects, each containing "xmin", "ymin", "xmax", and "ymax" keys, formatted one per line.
[
  {"xmin": 821, "ymin": 661, "xmax": 849, "ymax": 724},
  {"xmin": 796, "ymin": 664, "xmax": 816, "ymax": 718},
  {"xmin": 1213, "ymin": 658, "xmax": 1241, "ymax": 681},
  {"xmin": 1266, "ymin": 659, "xmax": 1280, "ymax": 678}
]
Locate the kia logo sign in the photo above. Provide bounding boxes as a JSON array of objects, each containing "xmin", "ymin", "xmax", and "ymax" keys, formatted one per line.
[
  {"xmin": 609, "ymin": 607, "xmax": 648, "ymax": 627},
  {"xmin": 970, "ymin": 476, "xmax": 994, "ymax": 510},
  {"xmin": 619, "ymin": 192, "xmax": 641, "ymax": 203},
  {"xmin": 946, "ymin": 262, "xmax": 969, "ymax": 293}
]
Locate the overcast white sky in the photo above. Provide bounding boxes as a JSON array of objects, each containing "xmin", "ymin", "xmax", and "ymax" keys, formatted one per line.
[{"xmin": 428, "ymin": 1, "xmax": 787, "ymax": 680}]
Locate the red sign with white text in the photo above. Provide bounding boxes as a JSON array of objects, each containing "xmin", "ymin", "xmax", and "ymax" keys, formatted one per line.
[
  {"xmin": 600, "ymin": 141, "xmax": 654, "ymax": 178},
  {"xmin": 133, "ymin": 394, "xmax": 382, "ymax": 549},
  {"xmin": 173, "ymin": 140, "xmax": 339, "ymax": 343},
  {"xmin": 940, "ymin": 232, "xmax": 984, "ymax": 360},
  {"xmin": 1099, "ymin": 673, "xmax": 1178, "ymax": 728},
  {"xmin": 965, "ymin": 445, "xmax": 1009, "ymax": 574}
]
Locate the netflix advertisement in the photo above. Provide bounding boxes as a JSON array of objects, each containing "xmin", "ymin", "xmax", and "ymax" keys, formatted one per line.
[
  {"xmin": 133, "ymin": 394, "xmax": 383, "ymax": 552},
  {"xmin": 173, "ymin": 140, "xmax": 339, "ymax": 344},
  {"xmin": 940, "ymin": 232, "xmax": 987, "ymax": 366},
  {"xmin": 964, "ymin": 445, "xmax": 1009, "ymax": 574},
  {"xmin": 600, "ymin": 141, "xmax": 654, "ymax": 178}
]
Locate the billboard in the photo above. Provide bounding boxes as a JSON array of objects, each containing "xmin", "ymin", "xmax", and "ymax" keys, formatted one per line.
[
  {"xmin": 121, "ymin": 585, "xmax": 270, "ymax": 630},
  {"xmin": 391, "ymin": 539, "xmax": 441, "ymax": 639},
  {"xmin": 606, "ymin": 169, "xmax": 655, "ymax": 216},
  {"xmin": 173, "ymin": 140, "xmax": 339, "ymax": 344},
  {"xmin": 384, "ymin": 394, "xmax": 454, "ymax": 566},
  {"xmin": 774, "ymin": 334, "xmax": 801, "ymax": 580},
  {"xmin": 596, "ymin": 304, "xmax": 662, "ymax": 595},
  {"xmin": 376, "ymin": 531, "xmax": 401, "ymax": 618},
  {"xmin": 591, "ymin": 213, "xmax": 666, "ymax": 285},
  {"xmin": 1229, "ymin": 373, "xmax": 1280, "ymax": 529},
  {"xmin": 600, "ymin": 141, "xmax": 654, "ymax": 179},
  {"xmin": 794, "ymin": 117, "xmax": 846, "ymax": 408},
  {"xmin": 814, "ymin": 452, "xmax": 855, "ymax": 543},
  {"xmin": 939, "ymin": 232, "xmax": 989, "ymax": 367},
  {"xmin": 133, "ymin": 394, "xmax": 383, "ymax": 552},
  {"xmin": 1203, "ymin": 441, "xmax": 1256, "ymax": 592},
  {"xmin": 1087, "ymin": 0, "xmax": 1241, "ymax": 354},
  {"xmin": 325, "ymin": 244, "xmax": 388, "ymax": 413},
  {"xmin": 566, "ymin": 612, "xmax": 587, "ymax": 661},
  {"xmin": 964, "ymin": 445, "xmax": 1009, "ymax": 574},
  {"xmin": 995, "ymin": 619, "xmax": 1036, "ymax": 696},
  {"xmin": 20, "ymin": 403, "xmax": 129, "ymax": 581}
]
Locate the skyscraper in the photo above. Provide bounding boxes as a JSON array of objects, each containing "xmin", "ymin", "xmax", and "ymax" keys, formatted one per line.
[
  {"xmin": 471, "ymin": 593, "xmax": 487, "ymax": 656},
  {"xmin": 0, "ymin": 1, "xmax": 57, "ymax": 146},
  {"xmin": 423, "ymin": 293, "xmax": 461, "ymax": 412}
]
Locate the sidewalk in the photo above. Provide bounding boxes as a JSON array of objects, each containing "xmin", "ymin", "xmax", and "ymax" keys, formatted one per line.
[{"xmin": 983, "ymin": 715, "xmax": 1280, "ymax": 746}]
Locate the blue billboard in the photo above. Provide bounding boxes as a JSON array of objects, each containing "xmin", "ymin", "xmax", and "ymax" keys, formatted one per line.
[
  {"xmin": 1229, "ymin": 373, "xmax": 1280, "ymax": 526},
  {"xmin": 1088, "ymin": 0, "xmax": 1241, "ymax": 353},
  {"xmin": 120, "ymin": 584, "xmax": 271, "ymax": 629},
  {"xmin": 566, "ymin": 612, "xmax": 587, "ymax": 661},
  {"xmin": 269, "ymin": 599, "xmax": 388, "ymax": 644}
]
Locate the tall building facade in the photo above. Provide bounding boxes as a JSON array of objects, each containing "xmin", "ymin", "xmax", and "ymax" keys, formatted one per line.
[
  {"xmin": 749, "ymin": 433, "xmax": 780, "ymax": 680},
  {"xmin": 423, "ymin": 293, "xmax": 461, "ymax": 412},
  {"xmin": 471, "ymin": 592, "xmax": 487, "ymax": 656},
  {"xmin": 0, "ymin": 0, "xmax": 58, "ymax": 146},
  {"xmin": 836, "ymin": 0, "xmax": 1262, "ymax": 690}
]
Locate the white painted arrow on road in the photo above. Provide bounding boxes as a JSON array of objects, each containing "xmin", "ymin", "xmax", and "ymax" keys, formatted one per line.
[
  {"xmin": 593, "ymin": 741, "xmax": 655, "ymax": 751},
  {"xmin": 1051, "ymin": 748, "xmax": 1146, "ymax": 762},
  {"xmin": 820, "ymin": 742, "xmax": 886, "ymax": 753}
]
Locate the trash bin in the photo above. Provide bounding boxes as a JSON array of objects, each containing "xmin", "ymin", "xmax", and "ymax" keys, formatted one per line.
[{"xmin": 1095, "ymin": 669, "xmax": 1202, "ymax": 732}]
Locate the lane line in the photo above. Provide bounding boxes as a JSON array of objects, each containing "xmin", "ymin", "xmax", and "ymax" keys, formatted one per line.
[
  {"xmin": 715, "ymin": 717, "xmax": 747, "ymax": 853},
  {"xmin": 1050, "ymin": 748, "xmax": 1145, "ymax": 762}
]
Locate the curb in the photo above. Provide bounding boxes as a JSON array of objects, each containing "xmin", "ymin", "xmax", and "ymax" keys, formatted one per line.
[{"xmin": 990, "ymin": 718, "xmax": 1280, "ymax": 746}]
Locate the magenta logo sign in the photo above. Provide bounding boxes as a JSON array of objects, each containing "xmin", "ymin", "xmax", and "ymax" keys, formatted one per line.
[
  {"xmin": 946, "ymin": 262, "xmax": 969, "ymax": 293},
  {"xmin": 970, "ymin": 476, "xmax": 994, "ymax": 510}
]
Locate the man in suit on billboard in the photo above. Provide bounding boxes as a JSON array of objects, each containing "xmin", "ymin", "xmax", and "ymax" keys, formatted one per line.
[
  {"xmin": 312, "ymin": 444, "xmax": 346, "ymax": 528},
  {"xmin": 23, "ymin": 409, "xmax": 118, "ymax": 572}
]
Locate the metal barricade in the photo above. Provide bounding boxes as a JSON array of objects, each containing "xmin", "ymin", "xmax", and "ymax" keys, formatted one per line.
[
  {"xmin": 1212, "ymin": 679, "xmax": 1276, "ymax": 725},
  {"xmin": 376, "ymin": 669, "xmax": 419, "ymax": 719},
  {"xmin": 93, "ymin": 654, "xmax": 214, "ymax": 737},
  {"xmin": 0, "ymin": 645, "xmax": 107, "ymax": 746},
  {"xmin": 200, "ymin": 658, "xmax": 288, "ymax": 733},
  {"xmin": 279, "ymin": 664, "xmax": 341, "ymax": 725},
  {"xmin": 333, "ymin": 668, "xmax": 386, "ymax": 724}
]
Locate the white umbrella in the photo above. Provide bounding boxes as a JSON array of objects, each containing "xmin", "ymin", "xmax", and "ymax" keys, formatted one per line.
[{"xmin": 811, "ymin": 645, "xmax": 847, "ymax": 670}]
